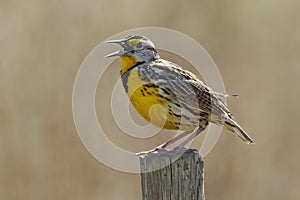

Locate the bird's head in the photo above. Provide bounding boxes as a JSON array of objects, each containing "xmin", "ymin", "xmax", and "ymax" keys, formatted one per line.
[{"xmin": 105, "ymin": 35, "xmax": 159, "ymax": 63}]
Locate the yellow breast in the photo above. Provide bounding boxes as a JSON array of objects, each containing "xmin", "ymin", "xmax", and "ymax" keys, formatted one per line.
[
  {"xmin": 127, "ymin": 70, "xmax": 178, "ymax": 129},
  {"xmin": 120, "ymin": 56, "xmax": 178, "ymax": 129}
]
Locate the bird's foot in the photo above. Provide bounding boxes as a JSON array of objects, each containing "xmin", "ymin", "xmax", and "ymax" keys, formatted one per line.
[{"xmin": 136, "ymin": 145, "xmax": 168, "ymax": 156}]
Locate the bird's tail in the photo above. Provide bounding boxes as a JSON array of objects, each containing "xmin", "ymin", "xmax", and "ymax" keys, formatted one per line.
[{"xmin": 224, "ymin": 118, "xmax": 254, "ymax": 144}]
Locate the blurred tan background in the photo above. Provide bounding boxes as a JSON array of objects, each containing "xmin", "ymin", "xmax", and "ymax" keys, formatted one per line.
[{"xmin": 1, "ymin": 0, "xmax": 300, "ymax": 199}]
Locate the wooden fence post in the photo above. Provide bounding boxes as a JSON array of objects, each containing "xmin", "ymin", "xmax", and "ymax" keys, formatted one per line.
[{"xmin": 139, "ymin": 149, "xmax": 204, "ymax": 200}]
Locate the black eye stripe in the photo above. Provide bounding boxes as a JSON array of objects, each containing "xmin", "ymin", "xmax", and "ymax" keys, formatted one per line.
[
  {"xmin": 136, "ymin": 43, "xmax": 142, "ymax": 48},
  {"xmin": 126, "ymin": 46, "xmax": 156, "ymax": 53},
  {"xmin": 148, "ymin": 47, "xmax": 157, "ymax": 53}
]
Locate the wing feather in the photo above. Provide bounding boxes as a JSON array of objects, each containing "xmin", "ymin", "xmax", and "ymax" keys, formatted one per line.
[{"xmin": 139, "ymin": 59, "xmax": 232, "ymax": 122}]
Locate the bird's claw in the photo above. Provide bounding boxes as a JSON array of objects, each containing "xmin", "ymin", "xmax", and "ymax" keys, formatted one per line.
[{"xmin": 136, "ymin": 145, "xmax": 168, "ymax": 156}]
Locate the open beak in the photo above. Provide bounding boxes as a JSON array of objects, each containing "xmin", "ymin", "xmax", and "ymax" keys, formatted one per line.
[
  {"xmin": 104, "ymin": 50, "xmax": 126, "ymax": 58},
  {"xmin": 106, "ymin": 38, "xmax": 126, "ymax": 44},
  {"xmin": 105, "ymin": 38, "xmax": 128, "ymax": 58}
]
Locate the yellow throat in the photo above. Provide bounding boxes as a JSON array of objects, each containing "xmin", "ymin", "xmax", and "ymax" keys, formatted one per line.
[{"xmin": 120, "ymin": 56, "xmax": 138, "ymax": 75}]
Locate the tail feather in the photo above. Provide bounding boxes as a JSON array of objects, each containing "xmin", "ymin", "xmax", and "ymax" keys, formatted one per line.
[{"xmin": 225, "ymin": 118, "xmax": 254, "ymax": 144}]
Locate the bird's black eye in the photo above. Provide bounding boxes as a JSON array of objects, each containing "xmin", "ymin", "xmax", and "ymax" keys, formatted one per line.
[{"xmin": 136, "ymin": 43, "xmax": 143, "ymax": 49}]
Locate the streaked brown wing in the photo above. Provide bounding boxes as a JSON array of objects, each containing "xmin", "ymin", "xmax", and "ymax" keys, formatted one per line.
[{"xmin": 142, "ymin": 59, "xmax": 231, "ymax": 121}]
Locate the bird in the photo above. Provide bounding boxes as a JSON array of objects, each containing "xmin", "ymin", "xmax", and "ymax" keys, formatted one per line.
[{"xmin": 105, "ymin": 35, "xmax": 254, "ymax": 152}]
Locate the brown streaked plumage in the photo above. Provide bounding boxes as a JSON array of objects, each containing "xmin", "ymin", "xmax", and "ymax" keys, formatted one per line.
[{"xmin": 105, "ymin": 35, "xmax": 254, "ymax": 152}]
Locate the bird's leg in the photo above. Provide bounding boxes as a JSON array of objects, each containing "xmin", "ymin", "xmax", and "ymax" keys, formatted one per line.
[
  {"xmin": 174, "ymin": 127, "xmax": 205, "ymax": 150},
  {"xmin": 156, "ymin": 130, "xmax": 194, "ymax": 150},
  {"xmin": 136, "ymin": 130, "xmax": 194, "ymax": 156}
]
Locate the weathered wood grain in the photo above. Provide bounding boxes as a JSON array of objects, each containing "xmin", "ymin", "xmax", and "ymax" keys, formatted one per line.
[{"xmin": 140, "ymin": 149, "xmax": 204, "ymax": 200}]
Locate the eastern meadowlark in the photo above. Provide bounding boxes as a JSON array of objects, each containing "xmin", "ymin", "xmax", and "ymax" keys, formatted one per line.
[{"xmin": 105, "ymin": 35, "xmax": 254, "ymax": 151}]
